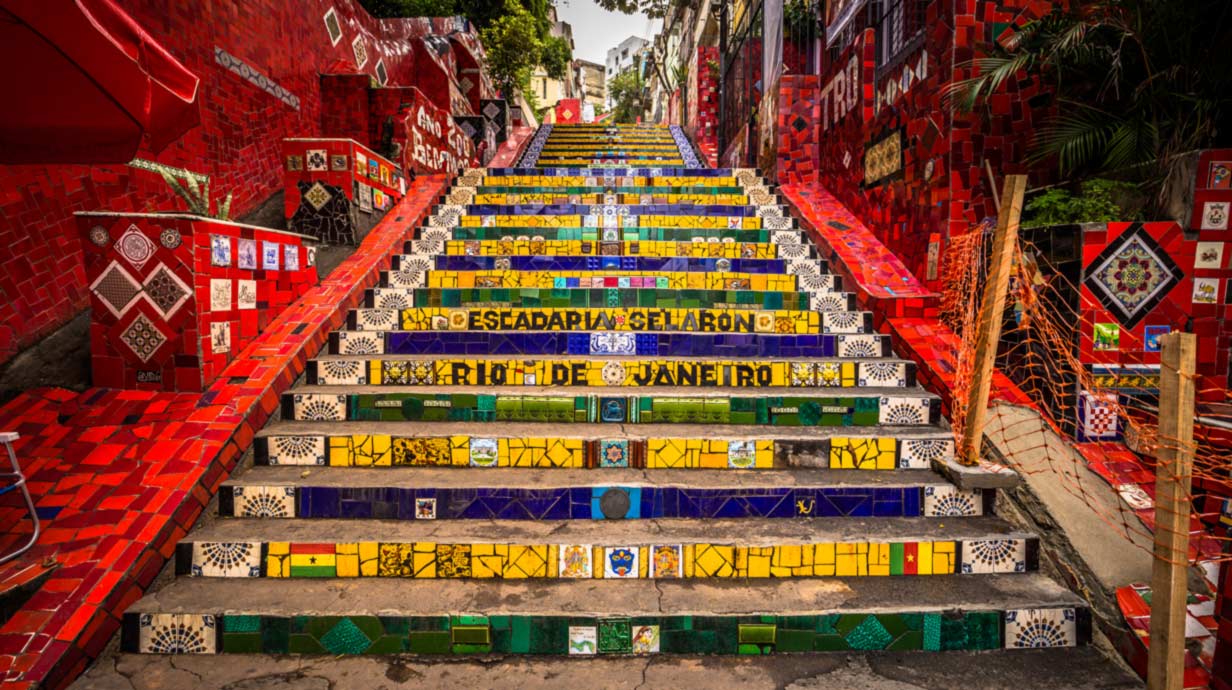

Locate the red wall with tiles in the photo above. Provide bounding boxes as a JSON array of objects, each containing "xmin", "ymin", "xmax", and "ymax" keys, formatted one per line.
[
  {"xmin": 0, "ymin": 1, "xmax": 479, "ymax": 368},
  {"xmin": 806, "ymin": 0, "xmax": 1057, "ymax": 289}
]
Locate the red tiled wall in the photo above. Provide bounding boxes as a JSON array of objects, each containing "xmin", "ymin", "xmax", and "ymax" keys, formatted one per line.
[
  {"xmin": 811, "ymin": 1, "xmax": 1056, "ymax": 289},
  {"xmin": 0, "ymin": 2, "xmax": 481, "ymax": 368},
  {"xmin": 696, "ymin": 46, "xmax": 720, "ymax": 166},
  {"xmin": 282, "ymin": 140, "xmax": 404, "ymax": 217},
  {"xmin": 397, "ymin": 88, "xmax": 477, "ymax": 175},
  {"xmin": 320, "ymin": 74, "xmax": 373, "ymax": 145},
  {"xmin": 77, "ymin": 214, "xmax": 317, "ymax": 391}
]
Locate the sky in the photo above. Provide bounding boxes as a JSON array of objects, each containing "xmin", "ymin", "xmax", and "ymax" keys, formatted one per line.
[{"xmin": 556, "ymin": 0, "xmax": 662, "ymax": 65}]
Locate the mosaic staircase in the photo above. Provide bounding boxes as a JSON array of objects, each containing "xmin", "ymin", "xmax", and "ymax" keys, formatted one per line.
[{"xmin": 119, "ymin": 124, "xmax": 1092, "ymax": 659}]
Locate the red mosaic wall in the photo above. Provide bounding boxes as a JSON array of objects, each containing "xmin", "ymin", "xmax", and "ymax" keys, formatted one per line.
[
  {"xmin": 397, "ymin": 88, "xmax": 478, "ymax": 175},
  {"xmin": 282, "ymin": 140, "xmax": 404, "ymax": 218},
  {"xmin": 696, "ymin": 46, "xmax": 720, "ymax": 167},
  {"xmin": 807, "ymin": 1, "xmax": 1056, "ymax": 289},
  {"xmin": 77, "ymin": 214, "xmax": 317, "ymax": 392},
  {"xmin": 0, "ymin": 2, "xmax": 485, "ymax": 368}
]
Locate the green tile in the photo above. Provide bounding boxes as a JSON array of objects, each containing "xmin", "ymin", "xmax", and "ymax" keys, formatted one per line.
[
  {"xmin": 923, "ymin": 614, "xmax": 942, "ymax": 651},
  {"xmin": 319, "ymin": 618, "xmax": 373, "ymax": 655},
  {"xmin": 813, "ymin": 634, "xmax": 850, "ymax": 651},
  {"xmin": 451, "ymin": 643, "xmax": 492, "ymax": 654},
  {"xmin": 366, "ymin": 635, "xmax": 407, "ymax": 654},
  {"xmin": 451, "ymin": 624, "xmax": 491, "ymax": 645},
  {"xmin": 775, "ymin": 629, "xmax": 815, "ymax": 653},
  {"xmin": 598, "ymin": 618, "xmax": 632, "ymax": 654},
  {"xmin": 261, "ymin": 617, "xmax": 289, "ymax": 654},
  {"xmin": 222, "ymin": 632, "xmax": 263, "ymax": 653},
  {"xmin": 225, "ymin": 615, "xmax": 260, "ymax": 633},
  {"xmin": 844, "ymin": 616, "xmax": 893, "ymax": 650},
  {"xmin": 738, "ymin": 623, "xmax": 776, "ymax": 644},
  {"xmin": 408, "ymin": 631, "xmax": 451, "ymax": 654},
  {"xmin": 288, "ymin": 633, "xmax": 327, "ymax": 654}
]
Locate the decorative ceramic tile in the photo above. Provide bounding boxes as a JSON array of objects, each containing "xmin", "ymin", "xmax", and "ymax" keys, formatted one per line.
[
  {"xmin": 1143, "ymin": 325, "xmax": 1169, "ymax": 352},
  {"xmin": 568, "ymin": 626, "xmax": 597, "ymax": 655},
  {"xmin": 238, "ymin": 238, "xmax": 258, "ymax": 269},
  {"xmin": 210, "ymin": 321, "xmax": 231, "ymax": 354},
  {"xmin": 899, "ymin": 438, "xmax": 954, "ymax": 468},
  {"xmin": 209, "ymin": 278, "xmax": 232, "ymax": 311},
  {"xmin": 268, "ymin": 435, "xmax": 327, "ymax": 465},
  {"xmin": 837, "ymin": 334, "xmax": 881, "ymax": 358},
  {"xmin": 415, "ymin": 498, "xmax": 437, "ymax": 519},
  {"xmin": 858, "ymin": 361, "xmax": 906, "ymax": 387},
  {"xmin": 1092, "ymin": 322, "xmax": 1119, "ymax": 351},
  {"xmin": 115, "ymin": 224, "xmax": 156, "ymax": 270},
  {"xmin": 1194, "ymin": 242, "xmax": 1224, "ymax": 269},
  {"xmin": 649, "ymin": 544, "xmax": 682, "ymax": 577},
  {"xmin": 598, "ymin": 439, "xmax": 629, "ymax": 468},
  {"xmin": 1079, "ymin": 390, "xmax": 1119, "ymax": 440},
  {"xmin": 316, "ymin": 359, "xmax": 365, "ymax": 385},
  {"xmin": 1004, "ymin": 608, "xmax": 1077, "ymax": 648},
  {"xmin": 631, "ymin": 624, "xmax": 660, "ymax": 653},
  {"xmin": 306, "ymin": 149, "xmax": 328, "ymax": 171},
  {"xmin": 1192, "ymin": 277, "xmax": 1219, "ymax": 304},
  {"xmin": 263, "ymin": 241, "xmax": 281, "ymax": 270},
  {"xmin": 191, "ymin": 541, "xmax": 261, "ymax": 577},
  {"xmin": 233, "ymin": 485, "xmax": 295, "ymax": 517},
  {"xmin": 137, "ymin": 613, "xmax": 217, "ymax": 654},
  {"xmin": 337, "ymin": 331, "xmax": 383, "ymax": 355},
  {"xmin": 293, "ymin": 394, "xmax": 346, "ymax": 421},
  {"xmin": 558, "ymin": 544, "xmax": 593, "ymax": 578},
  {"xmin": 603, "ymin": 546, "xmax": 639, "ymax": 578},
  {"xmin": 961, "ymin": 538, "xmax": 1027, "ymax": 574},
  {"xmin": 923, "ymin": 485, "xmax": 983, "ymax": 517},
  {"xmin": 142, "ymin": 265, "xmax": 192, "ymax": 318},
  {"xmin": 1082, "ymin": 223, "xmax": 1183, "ymax": 326},
  {"xmin": 210, "ymin": 235, "xmax": 231, "ymax": 266},
  {"xmin": 728, "ymin": 440, "xmax": 756, "ymax": 468},
  {"xmin": 323, "ymin": 6, "xmax": 342, "ymax": 44},
  {"xmin": 822, "ymin": 311, "xmax": 865, "ymax": 334},
  {"xmin": 119, "ymin": 314, "xmax": 168, "ymax": 362},
  {"xmin": 303, "ymin": 182, "xmax": 332, "ymax": 211},
  {"xmin": 469, "ymin": 437, "xmax": 498, "ymax": 467},
  {"xmin": 237, "ymin": 280, "xmax": 257, "ymax": 310},
  {"xmin": 90, "ymin": 262, "xmax": 142, "ymax": 317},
  {"xmin": 878, "ymin": 396, "xmax": 930, "ymax": 425},
  {"xmin": 1201, "ymin": 201, "xmax": 1228, "ymax": 230}
]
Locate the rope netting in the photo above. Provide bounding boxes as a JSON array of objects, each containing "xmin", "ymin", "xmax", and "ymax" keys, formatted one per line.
[{"xmin": 942, "ymin": 221, "xmax": 1232, "ymax": 567}]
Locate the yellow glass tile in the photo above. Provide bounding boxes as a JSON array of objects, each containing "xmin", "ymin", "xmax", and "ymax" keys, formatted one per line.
[
  {"xmin": 358, "ymin": 542, "xmax": 379, "ymax": 577},
  {"xmin": 917, "ymin": 542, "xmax": 933, "ymax": 575},
  {"xmin": 932, "ymin": 541, "xmax": 956, "ymax": 575},
  {"xmin": 747, "ymin": 548, "xmax": 772, "ymax": 578},
  {"xmin": 335, "ymin": 543, "xmax": 359, "ymax": 578},
  {"xmin": 693, "ymin": 544, "xmax": 735, "ymax": 577},
  {"xmin": 450, "ymin": 435, "xmax": 470, "ymax": 466}
]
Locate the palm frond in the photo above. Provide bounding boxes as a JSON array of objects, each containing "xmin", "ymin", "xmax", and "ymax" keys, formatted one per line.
[
  {"xmin": 1030, "ymin": 107, "xmax": 1116, "ymax": 175},
  {"xmin": 943, "ymin": 54, "xmax": 1035, "ymax": 113}
]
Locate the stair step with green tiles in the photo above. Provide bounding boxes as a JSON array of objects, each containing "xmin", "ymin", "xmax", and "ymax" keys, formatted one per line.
[
  {"xmin": 173, "ymin": 516, "xmax": 1037, "ymax": 579},
  {"xmin": 119, "ymin": 575, "xmax": 1092, "ymax": 655},
  {"xmin": 217, "ymin": 466, "xmax": 992, "ymax": 521},
  {"xmin": 407, "ymin": 237, "xmax": 805, "ymax": 259},
  {"xmin": 305, "ymin": 354, "xmax": 916, "ymax": 388},
  {"xmin": 279, "ymin": 386, "xmax": 941, "ymax": 426},
  {"xmin": 253, "ymin": 420, "xmax": 954, "ymax": 470},
  {"xmin": 385, "ymin": 267, "xmax": 836, "ymax": 293}
]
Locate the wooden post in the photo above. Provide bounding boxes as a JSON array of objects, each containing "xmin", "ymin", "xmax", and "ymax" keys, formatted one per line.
[
  {"xmin": 1147, "ymin": 332, "xmax": 1197, "ymax": 690},
  {"xmin": 959, "ymin": 174, "xmax": 1027, "ymax": 465}
]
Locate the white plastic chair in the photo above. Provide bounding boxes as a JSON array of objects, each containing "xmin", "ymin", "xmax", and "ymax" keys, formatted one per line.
[{"xmin": 0, "ymin": 432, "xmax": 40, "ymax": 564}]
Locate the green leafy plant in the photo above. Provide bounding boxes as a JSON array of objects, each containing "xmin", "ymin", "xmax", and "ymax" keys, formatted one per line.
[
  {"xmin": 540, "ymin": 35, "xmax": 572, "ymax": 81},
  {"xmin": 706, "ymin": 59, "xmax": 719, "ymax": 81},
  {"xmin": 359, "ymin": 0, "xmax": 456, "ymax": 17},
  {"xmin": 609, "ymin": 69, "xmax": 646, "ymax": 123},
  {"xmin": 944, "ymin": 0, "xmax": 1232, "ymax": 213},
  {"xmin": 784, "ymin": 0, "xmax": 818, "ymax": 38},
  {"xmin": 159, "ymin": 170, "xmax": 231, "ymax": 220},
  {"xmin": 479, "ymin": 0, "xmax": 543, "ymax": 98},
  {"xmin": 1022, "ymin": 179, "xmax": 1138, "ymax": 227}
]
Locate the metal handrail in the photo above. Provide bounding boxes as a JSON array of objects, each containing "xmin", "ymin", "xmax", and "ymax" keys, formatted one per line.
[{"xmin": 0, "ymin": 432, "xmax": 40, "ymax": 564}]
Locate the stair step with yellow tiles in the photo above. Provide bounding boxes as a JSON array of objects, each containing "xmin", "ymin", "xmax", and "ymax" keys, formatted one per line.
[
  {"xmin": 384, "ymin": 268, "xmax": 835, "ymax": 292},
  {"xmin": 119, "ymin": 574, "xmax": 1092, "ymax": 655},
  {"xmin": 253, "ymin": 421, "xmax": 954, "ymax": 470},
  {"xmin": 174, "ymin": 516, "xmax": 1037, "ymax": 579},
  {"xmin": 305, "ymin": 354, "xmax": 916, "ymax": 388},
  {"xmin": 278, "ymin": 385, "xmax": 941, "ymax": 426},
  {"xmin": 218, "ymin": 466, "xmax": 991, "ymax": 521},
  {"xmin": 346, "ymin": 306, "xmax": 868, "ymax": 335},
  {"xmin": 359, "ymin": 285, "xmax": 855, "ymax": 312}
]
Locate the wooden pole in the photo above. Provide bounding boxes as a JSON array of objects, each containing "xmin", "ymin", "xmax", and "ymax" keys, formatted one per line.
[
  {"xmin": 960, "ymin": 174, "xmax": 1027, "ymax": 465},
  {"xmin": 1147, "ymin": 332, "xmax": 1197, "ymax": 690}
]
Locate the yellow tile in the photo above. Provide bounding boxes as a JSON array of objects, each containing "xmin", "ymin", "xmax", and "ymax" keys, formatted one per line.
[
  {"xmin": 917, "ymin": 542, "xmax": 933, "ymax": 575},
  {"xmin": 335, "ymin": 543, "xmax": 359, "ymax": 578},
  {"xmin": 358, "ymin": 542, "xmax": 379, "ymax": 577}
]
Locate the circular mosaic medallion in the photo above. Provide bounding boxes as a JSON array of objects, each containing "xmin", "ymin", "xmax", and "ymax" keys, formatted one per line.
[
  {"xmin": 601, "ymin": 361, "xmax": 627, "ymax": 386},
  {"xmin": 159, "ymin": 227, "xmax": 182, "ymax": 249},
  {"xmin": 599, "ymin": 488, "xmax": 631, "ymax": 519},
  {"xmin": 88, "ymin": 225, "xmax": 109, "ymax": 247}
]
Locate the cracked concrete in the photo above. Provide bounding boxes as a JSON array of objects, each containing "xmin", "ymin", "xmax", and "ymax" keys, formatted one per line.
[{"xmin": 71, "ymin": 648, "xmax": 1142, "ymax": 690}]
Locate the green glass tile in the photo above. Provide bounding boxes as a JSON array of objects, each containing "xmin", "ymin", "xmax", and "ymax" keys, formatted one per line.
[
  {"xmin": 409, "ymin": 631, "xmax": 451, "ymax": 654},
  {"xmin": 775, "ymin": 629, "xmax": 815, "ymax": 653},
  {"xmin": 598, "ymin": 618, "xmax": 632, "ymax": 654},
  {"xmin": 510, "ymin": 617, "xmax": 532, "ymax": 653},
  {"xmin": 222, "ymin": 633, "xmax": 263, "ymax": 653},
  {"xmin": 886, "ymin": 630, "xmax": 923, "ymax": 651},
  {"xmin": 226, "ymin": 615, "xmax": 260, "ymax": 633},
  {"xmin": 451, "ymin": 643, "xmax": 492, "ymax": 654},
  {"xmin": 490, "ymin": 627, "xmax": 513, "ymax": 654},
  {"xmin": 261, "ymin": 617, "xmax": 289, "ymax": 654},
  {"xmin": 813, "ymin": 634, "xmax": 849, "ymax": 651},
  {"xmin": 288, "ymin": 634, "xmax": 327, "ymax": 654},
  {"xmin": 409, "ymin": 616, "xmax": 449, "ymax": 631},
  {"xmin": 890, "ymin": 542, "xmax": 905, "ymax": 575},
  {"xmin": 876, "ymin": 614, "xmax": 910, "ymax": 638},
  {"xmin": 529, "ymin": 617, "xmax": 568, "ymax": 654},
  {"xmin": 737, "ymin": 643, "xmax": 764, "ymax": 655},
  {"xmin": 923, "ymin": 614, "xmax": 942, "ymax": 651},
  {"xmin": 451, "ymin": 625, "xmax": 491, "ymax": 645},
  {"xmin": 367, "ymin": 635, "xmax": 408, "ymax": 654},
  {"xmin": 776, "ymin": 616, "xmax": 817, "ymax": 630},
  {"xmin": 319, "ymin": 618, "xmax": 373, "ymax": 655},
  {"xmin": 738, "ymin": 624, "xmax": 776, "ymax": 644}
]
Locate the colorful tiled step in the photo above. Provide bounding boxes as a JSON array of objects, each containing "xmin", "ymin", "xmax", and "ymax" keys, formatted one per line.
[
  {"xmin": 253, "ymin": 422, "xmax": 955, "ymax": 470},
  {"xmin": 174, "ymin": 516, "xmax": 1039, "ymax": 579},
  {"xmin": 218, "ymin": 467, "xmax": 990, "ymax": 520},
  {"xmin": 120, "ymin": 575, "xmax": 1091, "ymax": 654},
  {"xmin": 447, "ymin": 203, "xmax": 787, "ymax": 218},
  {"xmin": 399, "ymin": 269, "xmax": 824, "ymax": 292},
  {"xmin": 390, "ymin": 254, "xmax": 826, "ymax": 276},
  {"xmin": 348, "ymin": 307, "xmax": 868, "ymax": 334},
  {"xmin": 414, "ymin": 238, "xmax": 801, "ymax": 257},
  {"xmin": 306, "ymin": 355, "xmax": 915, "ymax": 388},
  {"xmin": 433, "ymin": 226, "xmax": 789, "ymax": 242},
  {"xmin": 436, "ymin": 217, "xmax": 795, "ymax": 233},
  {"xmin": 327, "ymin": 329, "xmax": 893, "ymax": 358},
  {"xmin": 466, "ymin": 166, "xmax": 762, "ymax": 178},
  {"xmin": 360, "ymin": 285, "xmax": 850, "ymax": 311},
  {"xmin": 281, "ymin": 388, "xmax": 941, "ymax": 426}
]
